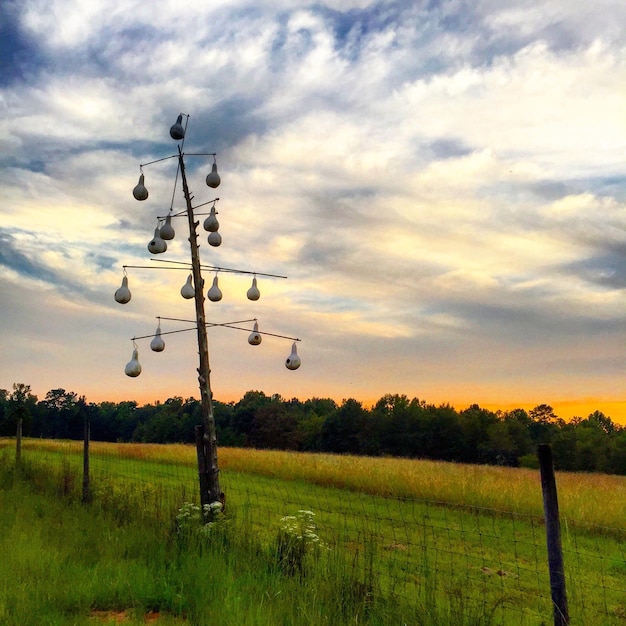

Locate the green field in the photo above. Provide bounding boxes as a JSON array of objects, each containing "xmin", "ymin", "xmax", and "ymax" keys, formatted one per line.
[{"xmin": 0, "ymin": 439, "xmax": 624, "ymax": 625}]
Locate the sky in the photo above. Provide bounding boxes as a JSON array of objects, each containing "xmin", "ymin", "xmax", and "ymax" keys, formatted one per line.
[{"xmin": 1, "ymin": 0, "xmax": 625, "ymax": 423}]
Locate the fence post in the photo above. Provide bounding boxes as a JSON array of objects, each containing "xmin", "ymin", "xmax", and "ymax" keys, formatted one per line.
[
  {"xmin": 538, "ymin": 443, "xmax": 569, "ymax": 626},
  {"xmin": 82, "ymin": 416, "xmax": 90, "ymax": 502},
  {"xmin": 16, "ymin": 418, "xmax": 22, "ymax": 465},
  {"xmin": 195, "ymin": 424, "xmax": 210, "ymax": 517}
]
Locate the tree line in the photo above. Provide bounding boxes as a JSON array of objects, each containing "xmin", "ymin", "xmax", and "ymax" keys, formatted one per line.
[{"xmin": 2, "ymin": 383, "xmax": 625, "ymax": 475}]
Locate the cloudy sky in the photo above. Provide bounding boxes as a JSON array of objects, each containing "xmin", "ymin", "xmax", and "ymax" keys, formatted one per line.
[{"xmin": 1, "ymin": 0, "xmax": 625, "ymax": 422}]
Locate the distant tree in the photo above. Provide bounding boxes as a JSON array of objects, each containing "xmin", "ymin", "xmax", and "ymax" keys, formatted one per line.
[
  {"xmin": 485, "ymin": 420, "xmax": 516, "ymax": 465},
  {"xmin": 528, "ymin": 404, "xmax": 561, "ymax": 444},
  {"xmin": 551, "ymin": 422, "xmax": 578, "ymax": 471},
  {"xmin": 295, "ymin": 398, "xmax": 336, "ymax": 450},
  {"xmin": 232, "ymin": 390, "xmax": 272, "ymax": 440},
  {"xmin": 297, "ymin": 413, "xmax": 325, "ymax": 451},
  {"xmin": 586, "ymin": 410, "xmax": 617, "ymax": 435},
  {"xmin": 422, "ymin": 404, "xmax": 465, "ymax": 461},
  {"xmin": 39, "ymin": 389, "xmax": 82, "ymax": 439},
  {"xmin": 458, "ymin": 404, "xmax": 499, "ymax": 463},
  {"xmin": 303, "ymin": 397, "xmax": 338, "ymax": 417},
  {"xmin": 551, "ymin": 410, "xmax": 622, "ymax": 473},
  {"xmin": 529, "ymin": 404, "xmax": 558, "ymax": 423},
  {"xmin": 502, "ymin": 409, "xmax": 533, "ymax": 461},
  {"xmin": 248, "ymin": 402, "xmax": 302, "ymax": 450},
  {"xmin": 138, "ymin": 397, "xmax": 189, "ymax": 443},
  {"xmin": 212, "ymin": 400, "xmax": 242, "ymax": 446},
  {"xmin": 505, "ymin": 408, "xmax": 531, "ymax": 426},
  {"xmin": 8, "ymin": 383, "xmax": 38, "ymax": 436},
  {"xmin": 116, "ymin": 401, "xmax": 140, "ymax": 441},
  {"xmin": 574, "ymin": 412, "xmax": 616, "ymax": 473},
  {"xmin": 0, "ymin": 388, "xmax": 8, "ymax": 436},
  {"xmin": 609, "ymin": 430, "xmax": 626, "ymax": 475},
  {"xmin": 320, "ymin": 399, "xmax": 368, "ymax": 454},
  {"xmin": 374, "ymin": 394, "xmax": 417, "ymax": 457},
  {"xmin": 90, "ymin": 401, "xmax": 122, "ymax": 441}
]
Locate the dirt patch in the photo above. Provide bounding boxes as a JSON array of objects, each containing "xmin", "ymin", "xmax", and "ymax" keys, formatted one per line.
[
  {"xmin": 89, "ymin": 610, "xmax": 170, "ymax": 623},
  {"xmin": 90, "ymin": 610, "xmax": 129, "ymax": 623}
]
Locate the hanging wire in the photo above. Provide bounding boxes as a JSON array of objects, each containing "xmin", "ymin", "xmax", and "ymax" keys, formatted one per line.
[
  {"xmin": 122, "ymin": 260, "xmax": 287, "ymax": 280},
  {"xmin": 131, "ymin": 317, "xmax": 300, "ymax": 342},
  {"xmin": 159, "ymin": 316, "xmax": 256, "ymax": 325},
  {"xmin": 157, "ymin": 200, "xmax": 219, "ymax": 221},
  {"xmin": 139, "ymin": 152, "xmax": 216, "ymax": 169},
  {"xmin": 150, "ymin": 259, "xmax": 288, "ymax": 279},
  {"xmin": 189, "ymin": 197, "xmax": 220, "ymax": 212},
  {"xmin": 122, "ymin": 259, "xmax": 287, "ymax": 278},
  {"xmin": 139, "ymin": 154, "xmax": 178, "ymax": 168},
  {"xmin": 212, "ymin": 323, "xmax": 301, "ymax": 342},
  {"xmin": 123, "ymin": 264, "xmax": 188, "ymax": 271},
  {"xmin": 132, "ymin": 327, "xmax": 198, "ymax": 341}
]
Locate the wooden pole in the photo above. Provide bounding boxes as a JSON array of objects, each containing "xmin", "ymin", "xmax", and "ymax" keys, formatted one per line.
[
  {"xmin": 82, "ymin": 416, "xmax": 90, "ymax": 503},
  {"xmin": 178, "ymin": 147, "xmax": 221, "ymax": 514},
  {"xmin": 538, "ymin": 443, "xmax": 569, "ymax": 626},
  {"xmin": 16, "ymin": 418, "xmax": 22, "ymax": 465},
  {"xmin": 195, "ymin": 425, "xmax": 210, "ymax": 513}
]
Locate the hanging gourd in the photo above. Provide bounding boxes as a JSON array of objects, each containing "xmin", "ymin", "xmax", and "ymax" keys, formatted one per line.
[
  {"xmin": 203, "ymin": 206, "xmax": 219, "ymax": 232},
  {"xmin": 125, "ymin": 348, "xmax": 142, "ymax": 377},
  {"xmin": 285, "ymin": 342, "xmax": 301, "ymax": 370},
  {"xmin": 148, "ymin": 226, "xmax": 167, "ymax": 254},
  {"xmin": 133, "ymin": 173, "xmax": 148, "ymax": 201},
  {"xmin": 159, "ymin": 213, "xmax": 175, "ymax": 240},
  {"xmin": 181, "ymin": 274, "xmax": 195, "ymax": 299},
  {"xmin": 246, "ymin": 276, "xmax": 260, "ymax": 301},
  {"xmin": 150, "ymin": 325, "xmax": 165, "ymax": 352},
  {"xmin": 208, "ymin": 231, "xmax": 222, "ymax": 247},
  {"xmin": 170, "ymin": 114, "xmax": 185, "ymax": 140},
  {"xmin": 248, "ymin": 321, "xmax": 262, "ymax": 345},
  {"xmin": 114, "ymin": 275, "xmax": 131, "ymax": 304},
  {"xmin": 208, "ymin": 275, "xmax": 222, "ymax": 302},
  {"xmin": 206, "ymin": 161, "xmax": 220, "ymax": 188}
]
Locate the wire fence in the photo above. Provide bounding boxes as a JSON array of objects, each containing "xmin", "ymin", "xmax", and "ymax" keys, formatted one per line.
[{"xmin": 1, "ymin": 437, "xmax": 624, "ymax": 625}]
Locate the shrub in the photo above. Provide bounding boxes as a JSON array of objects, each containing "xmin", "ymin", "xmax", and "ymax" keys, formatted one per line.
[{"xmin": 275, "ymin": 509, "xmax": 323, "ymax": 578}]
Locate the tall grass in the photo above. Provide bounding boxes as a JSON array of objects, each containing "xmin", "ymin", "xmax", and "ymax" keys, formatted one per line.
[
  {"xmin": 219, "ymin": 448, "xmax": 626, "ymax": 529},
  {"xmin": 0, "ymin": 462, "xmax": 507, "ymax": 626},
  {"xmin": 2, "ymin": 440, "xmax": 625, "ymax": 624},
  {"xmin": 6, "ymin": 439, "xmax": 625, "ymax": 528}
]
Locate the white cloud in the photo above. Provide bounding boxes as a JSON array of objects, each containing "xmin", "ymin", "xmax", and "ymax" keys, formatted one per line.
[{"xmin": 1, "ymin": 0, "xmax": 625, "ymax": 420}]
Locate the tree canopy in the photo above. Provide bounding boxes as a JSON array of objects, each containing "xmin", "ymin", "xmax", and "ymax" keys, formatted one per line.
[{"xmin": 1, "ymin": 385, "xmax": 624, "ymax": 476}]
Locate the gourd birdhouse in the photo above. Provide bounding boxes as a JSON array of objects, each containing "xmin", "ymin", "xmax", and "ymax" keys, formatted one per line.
[
  {"xmin": 125, "ymin": 348, "xmax": 141, "ymax": 377},
  {"xmin": 285, "ymin": 342, "xmax": 301, "ymax": 370},
  {"xmin": 115, "ymin": 275, "xmax": 132, "ymax": 304}
]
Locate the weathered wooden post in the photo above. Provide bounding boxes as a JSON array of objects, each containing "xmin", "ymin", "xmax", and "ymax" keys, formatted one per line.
[
  {"xmin": 179, "ymin": 147, "xmax": 221, "ymax": 511},
  {"xmin": 538, "ymin": 443, "xmax": 569, "ymax": 626},
  {"xmin": 195, "ymin": 425, "xmax": 211, "ymax": 512},
  {"xmin": 16, "ymin": 418, "xmax": 22, "ymax": 465},
  {"xmin": 82, "ymin": 416, "xmax": 91, "ymax": 503}
]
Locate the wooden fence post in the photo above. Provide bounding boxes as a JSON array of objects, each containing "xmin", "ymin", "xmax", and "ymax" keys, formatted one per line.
[
  {"xmin": 195, "ymin": 424, "xmax": 210, "ymax": 517},
  {"xmin": 82, "ymin": 416, "xmax": 91, "ymax": 503},
  {"xmin": 16, "ymin": 418, "xmax": 22, "ymax": 465},
  {"xmin": 538, "ymin": 443, "xmax": 569, "ymax": 626}
]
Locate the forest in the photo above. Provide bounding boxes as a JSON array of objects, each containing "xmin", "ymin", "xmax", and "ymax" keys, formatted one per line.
[{"xmin": 2, "ymin": 383, "xmax": 625, "ymax": 475}]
